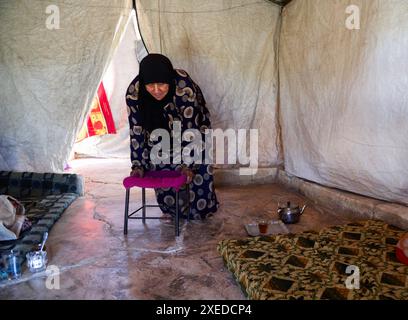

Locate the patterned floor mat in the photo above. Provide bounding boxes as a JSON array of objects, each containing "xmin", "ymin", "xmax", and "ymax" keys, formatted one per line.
[
  {"xmin": 0, "ymin": 194, "xmax": 78, "ymax": 259},
  {"xmin": 217, "ymin": 220, "xmax": 408, "ymax": 300}
]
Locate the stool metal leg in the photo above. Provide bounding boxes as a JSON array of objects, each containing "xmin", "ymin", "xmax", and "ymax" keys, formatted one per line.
[
  {"xmin": 124, "ymin": 188, "xmax": 130, "ymax": 235},
  {"xmin": 175, "ymin": 190, "xmax": 180, "ymax": 236},
  {"xmin": 142, "ymin": 187, "xmax": 146, "ymax": 224}
]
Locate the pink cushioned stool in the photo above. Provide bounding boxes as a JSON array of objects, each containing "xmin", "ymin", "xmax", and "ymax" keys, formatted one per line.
[{"xmin": 123, "ymin": 171, "xmax": 189, "ymax": 236}]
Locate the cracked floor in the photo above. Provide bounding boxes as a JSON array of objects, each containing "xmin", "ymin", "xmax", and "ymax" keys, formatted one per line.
[{"xmin": 0, "ymin": 158, "xmax": 354, "ymax": 299}]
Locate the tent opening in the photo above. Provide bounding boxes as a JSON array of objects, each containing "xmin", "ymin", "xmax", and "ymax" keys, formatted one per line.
[{"xmin": 72, "ymin": 9, "xmax": 147, "ymax": 163}]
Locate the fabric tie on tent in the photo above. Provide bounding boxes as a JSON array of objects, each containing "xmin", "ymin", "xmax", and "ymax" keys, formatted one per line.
[{"xmin": 76, "ymin": 82, "xmax": 116, "ymax": 142}]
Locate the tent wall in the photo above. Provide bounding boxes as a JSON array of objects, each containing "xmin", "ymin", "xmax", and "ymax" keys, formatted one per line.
[
  {"xmin": 279, "ymin": 0, "xmax": 408, "ymax": 204},
  {"xmin": 73, "ymin": 11, "xmax": 147, "ymax": 159},
  {"xmin": 1, "ymin": 0, "xmax": 406, "ymax": 207},
  {"xmin": 0, "ymin": 0, "xmax": 132, "ymax": 172},
  {"xmin": 136, "ymin": 0, "xmax": 283, "ymax": 168}
]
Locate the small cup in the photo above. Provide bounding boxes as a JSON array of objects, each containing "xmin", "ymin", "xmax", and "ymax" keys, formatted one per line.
[
  {"xmin": 258, "ymin": 220, "xmax": 269, "ymax": 234},
  {"xmin": 26, "ymin": 251, "xmax": 48, "ymax": 273}
]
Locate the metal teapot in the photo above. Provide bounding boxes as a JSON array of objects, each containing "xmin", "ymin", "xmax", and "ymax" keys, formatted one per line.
[{"xmin": 278, "ymin": 201, "xmax": 307, "ymax": 224}]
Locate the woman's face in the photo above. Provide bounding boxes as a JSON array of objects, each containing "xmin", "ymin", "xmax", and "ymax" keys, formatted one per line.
[{"xmin": 145, "ymin": 83, "xmax": 169, "ymax": 101}]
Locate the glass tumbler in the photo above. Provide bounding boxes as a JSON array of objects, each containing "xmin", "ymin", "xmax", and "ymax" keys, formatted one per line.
[
  {"xmin": 3, "ymin": 250, "xmax": 22, "ymax": 279},
  {"xmin": 258, "ymin": 220, "xmax": 269, "ymax": 234},
  {"xmin": 26, "ymin": 251, "xmax": 48, "ymax": 273}
]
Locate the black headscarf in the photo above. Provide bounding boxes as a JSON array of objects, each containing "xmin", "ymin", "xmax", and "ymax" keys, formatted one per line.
[{"xmin": 138, "ymin": 53, "xmax": 176, "ymax": 133}]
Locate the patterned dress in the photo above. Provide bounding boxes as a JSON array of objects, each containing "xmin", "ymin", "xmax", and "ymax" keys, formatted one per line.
[{"xmin": 125, "ymin": 69, "xmax": 219, "ymax": 220}]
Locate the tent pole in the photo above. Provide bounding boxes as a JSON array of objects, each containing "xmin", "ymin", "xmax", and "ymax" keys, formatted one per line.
[{"xmin": 133, "ymin": 0, "xmax": 149, "ymax": 55}]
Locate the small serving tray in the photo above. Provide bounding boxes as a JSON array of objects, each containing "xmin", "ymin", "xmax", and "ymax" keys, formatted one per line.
[{"xmin": 244, "ymin": 220, "xmax": 289, "ymax": 237}]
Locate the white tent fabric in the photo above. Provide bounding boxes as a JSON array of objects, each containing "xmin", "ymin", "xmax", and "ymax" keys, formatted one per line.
[
  {"xmin": 0, "ymin": 0, "xmax": 132, "ymax": 172},
  {"xmin": 280, "ymin": 0, "xmax": 408, "ymax": 204},
  {"xmin": 1, "ymin": 0, "xmax": 407, "ymax": 206},
  {"xmin": 73, "ymin": 10, "xmax": 147, "ymax": 159},
  {"xmin": 136, "ymin": 0, "xmax": 283, "ymax": 168}
]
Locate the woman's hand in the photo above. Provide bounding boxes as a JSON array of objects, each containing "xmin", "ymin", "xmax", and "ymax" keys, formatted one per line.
[
  {"xmin": 130, "ymin": 167, "xmax": 144, "ymax": 178},
  {"xmin": 181, "ymin": 167, "xmax": 194, "ymax": 184}
]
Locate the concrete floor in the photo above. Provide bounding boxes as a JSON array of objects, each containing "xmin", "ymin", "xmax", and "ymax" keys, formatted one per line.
[{"xmin": 0, "ymin": 158, "xmax": 356, "ymax": 299}]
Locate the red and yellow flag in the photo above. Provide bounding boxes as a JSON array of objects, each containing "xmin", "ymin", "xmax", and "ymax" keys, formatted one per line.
[{"xmin": 77, "ymin": 82, "xmax": 116, "ymax": 142}]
